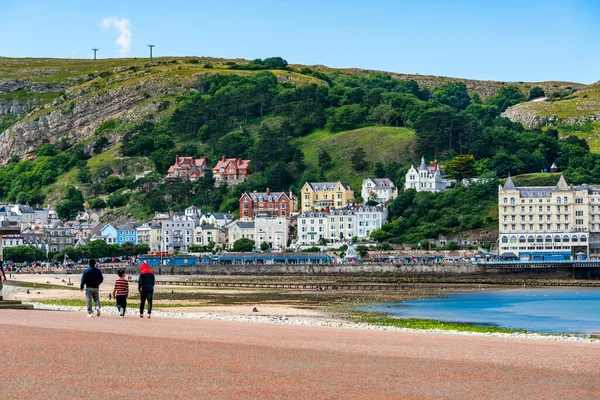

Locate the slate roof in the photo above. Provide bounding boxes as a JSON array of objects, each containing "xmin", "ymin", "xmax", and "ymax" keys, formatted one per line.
[{"xmin": 306, "ymin": 182, "xmax": 352, "ymax": 191}]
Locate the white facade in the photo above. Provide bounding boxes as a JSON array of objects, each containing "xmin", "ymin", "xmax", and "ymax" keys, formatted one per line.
[
  {"xmin": 254, "ymin": 216, "xmax": 289, "ymax": 250},
  {"xmin": 2, "ymin": 234, "xmax": 23, "ymax": 248},
  {"xmin": 227, "ymin": 221, "xmax": 256, "ymax": 249},
  {"xmin": 404, "ymin": 157, "xmax": 450, "ymax": 193},
  {"xmin": 199, "ymin": 213, "xmax": 234, "ymax": 228},
  {"xmin": 194, "ymin": 225, "xmax": 226, "ymax": 248},
  {"xmin": 136, "ymin": 223, "xmax": 162, "ymax": 252},
  {"xmin": 498, "ymin": 175, "xmax": 595, "ymax": 258},
  {"xmin": 361, "ymin": 178, "xmax": 397, "ymax": 204},
  {"xmin": 296, "ymin": 206, "xmax": 388, "ymax": 245},
  {"xmin": 161, "ymin": 214, "xmax": 195, "ymax": 252}
]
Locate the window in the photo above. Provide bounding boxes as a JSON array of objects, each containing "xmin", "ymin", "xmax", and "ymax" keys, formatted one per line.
[{"xmin": 576, "ymin": 198, "xmax": 584, "ymax": 204}]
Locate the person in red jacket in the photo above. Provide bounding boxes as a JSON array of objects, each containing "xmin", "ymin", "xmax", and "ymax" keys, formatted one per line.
[
  {"xmin": 112, "ymin": 269, "xmax": 129, "ymax": 318},
  {"xmin": 138, "ymin": 262, "xmax": 155, "ymax": 318}
]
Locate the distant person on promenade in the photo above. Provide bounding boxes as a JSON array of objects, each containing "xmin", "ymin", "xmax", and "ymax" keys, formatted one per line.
[
  {"xmin": 112, "ymin": 269, "xmax": 129, "ymax": 318},
  {"xmin": 138, "ymin": 262, "xmax": 155, "ymax": 319},
  {"xmin": 80, "ymin": 258, "xmax": 103, "ymax": 318}
]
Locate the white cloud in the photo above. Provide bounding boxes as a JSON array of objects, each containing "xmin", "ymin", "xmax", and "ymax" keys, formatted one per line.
[{"xmin": 100, "ymin": 16, "xmax": 132, "ymax": 56}]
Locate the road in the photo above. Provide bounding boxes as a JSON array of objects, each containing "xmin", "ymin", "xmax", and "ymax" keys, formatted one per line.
[{"xmin": 1, "ymin": 309, "xmax": 599, "ymax": 399}]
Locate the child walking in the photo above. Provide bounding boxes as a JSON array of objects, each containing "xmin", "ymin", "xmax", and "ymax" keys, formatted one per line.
[{"xmin": 112, "ymin": 269, "xmax": 129, "ymax": 318}]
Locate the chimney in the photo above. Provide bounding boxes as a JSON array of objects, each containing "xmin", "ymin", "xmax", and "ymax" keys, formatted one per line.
[
  {"xmin": 266, "ymin": 188, "xmax": 270, "ymax": 195},
  {"xmin": 221, "ymin": 155, "xmax": 226, "ymax": 162}
]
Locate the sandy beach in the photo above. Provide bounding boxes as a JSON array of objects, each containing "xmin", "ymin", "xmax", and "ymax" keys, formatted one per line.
[{"xmin": 1, "ymin": 308, "xmax": 599, "ymax": 399}]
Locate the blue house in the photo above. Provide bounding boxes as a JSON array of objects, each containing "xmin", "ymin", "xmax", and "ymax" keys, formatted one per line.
[{"xmin": 100, "ymin": 223, "xmax": 138, "ymax": 245}]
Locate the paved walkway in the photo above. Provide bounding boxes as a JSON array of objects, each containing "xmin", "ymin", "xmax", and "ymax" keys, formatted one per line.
[{"xmin": 1, "ymin": 309, "xmax": 599, "ymax": 399}]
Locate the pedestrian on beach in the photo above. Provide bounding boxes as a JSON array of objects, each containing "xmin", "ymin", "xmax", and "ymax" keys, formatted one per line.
[
  {"xmin": 138, "ymin": 261, "xmax": 155, "ymax": 319},
  {"xmin": 112, "ymin": 269, "xmax": 129, "ymax": 318},
  {"xmin": 80, "ymin": 258, "xmax": 103, "ymax": 317},
  {"xmin": 0, "ymin": 262, "xmax": 6, "ymax": 298}
]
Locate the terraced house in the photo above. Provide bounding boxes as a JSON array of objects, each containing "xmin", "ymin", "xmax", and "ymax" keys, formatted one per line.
[
  {"xmin": 300, "ymin": 182, "xmax": 354, "ymax": 213},
  {"xmin": 239, "ymin": 189, "xmax": 297, "ymax": 220},
  {"xmin": 44, "ymin": 228, "xmax": 74, "ymax": 252}
]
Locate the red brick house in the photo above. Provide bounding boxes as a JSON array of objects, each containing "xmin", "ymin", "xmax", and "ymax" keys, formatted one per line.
[
  {"xmin": 166, "ymin": 156, "xmax": 210, "ymax": 181},
  {"xmin": 239, "ymin": 189, "xmax": 298, "ymax": 220},
  {"xmin": 212, "ymin": 156, "xmax": 251, "ymax": 187}
]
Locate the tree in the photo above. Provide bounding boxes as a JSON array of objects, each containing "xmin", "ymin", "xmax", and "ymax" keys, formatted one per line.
[
  {"xmin": 370, "ymin": 229, "xmax": 388, "ymax": 242},
  {"xmin": 260, "ymin": 241, "xmax": 269, "ymax": 251},
  {"xmin": 36, "ymin": 144, "xmax": 57, "ymax": 157},
  {"xmin": 373, "ymin": 162, "xmax": 386, "ymax": 178},
  {"xmin": 367, "ymin": 102, "xmax": 398, "ymax": 126},
  {"xmin": 487, "ymin": 86, "xmax": 525, "ymax": 112},
  {"xmin": 107, "ymin": 193, "xmax": 129, "ymax": 208},
  {"xmin": 528, "ymin": 87, "xmax": 546, "ymax": 100},
  {"xmin": 56, "ymin": 187, "xmax": 85, "ymax": 220},
  {"xmin": 103, "ymin": 176, "xmax": 124, "ymax": 193},
  {"xmin": 444, "ymin": 154, "xmax": 477, "ymax": 182},
  {"xmin": 93, "ymin": 136, "xmax": 109, "ymax": 154},
  {"xmin": 350, "ymin": 147, "xmax": 368, "ymax": 171},
  {"xmin": 318, "ymin": 149, "xmax": 332, "ymax": 169},
  {"xmin": 88, "ymin": 198, "xmax": 107, "ymax": 209},
  {"xmin": 3, "ymin": 246, "xmax": 46, "ymax": 263},
  {"xmin": 233, "ymin": 238, "xmax": 255, "ymax": 252},
  {"xmin": 431, "ymin": 82, "xmax": 471, "ymax": 110}
]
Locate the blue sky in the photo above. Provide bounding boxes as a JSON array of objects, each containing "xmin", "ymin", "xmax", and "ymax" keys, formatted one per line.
[{"xmin": 1, "ymin": 0, "xmax": 598, "ymax": 83}]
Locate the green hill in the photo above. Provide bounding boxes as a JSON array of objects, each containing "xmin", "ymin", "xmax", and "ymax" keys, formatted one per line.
[{"xmin": 294, "ymin": 126, "xmax": 416, "ymax": 189}]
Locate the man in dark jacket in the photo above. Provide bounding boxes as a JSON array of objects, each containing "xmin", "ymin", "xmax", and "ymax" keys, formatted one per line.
[
  {"xmin": 80, "ymin": 258, "xmax": 103, "ymax": 317},
  {"xmin": 138, "ymin": 261, "xmax": 155, "ymax": 318}
]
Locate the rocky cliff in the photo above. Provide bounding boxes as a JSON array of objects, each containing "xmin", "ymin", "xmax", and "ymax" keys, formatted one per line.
[{"xmin": 502, "ymin": 83, "xmax": 600, "ymax": 129}]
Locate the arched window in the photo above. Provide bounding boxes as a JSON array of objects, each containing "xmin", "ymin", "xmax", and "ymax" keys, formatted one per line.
[
  {"xmin": 557, "ymin": 197, "xmax": 562, "ymax": 204},
  {"xmin": 510, "ymin": 236, "xmax": 517, "ymax": 243},
  {"xmin": 581, "ymin": 235, "xmax": 588, "ymax": 242},
  {"xmin": 564, "ymin": 196, "xmax": 568, "ymax": 203},
  {"xmin": 536, "ymin": 236, "xmax": 543, "ymax": 243},
  {"xmin": 572, "ymin": 235, "xmax": 579, "ymax": 243},
  {"xmin": 519, "ymin": 236, "xmax": 526, "ymax": 243},
  {"xmin": 510, "ymin": 198, "xmax": 516, "ymax": 205},
  {"xmin": 527, "ymin": 236, "xmax": 535, "ymax": 243},
  {"xmin": 503, "ymin": 198, "xmax": 508, "ymax": 204},
  {"xmin": 563, "ymin": 235, "xmax": 570, "ymax": 242},
  {"xmin": 545, "ymin": 235, "xmax": 552, "ymax": 243},
  {"xmin": 554, "ymin": 236, "xmax": 561, "ymax": 243},
  {"xmin": 501, "ymin": 236, "xmax": 508, "ymax": 243}
]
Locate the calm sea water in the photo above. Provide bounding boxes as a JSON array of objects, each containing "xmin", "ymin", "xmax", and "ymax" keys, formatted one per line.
[{"xmin": 362, "ymin": 288, "xmax": 600, "ymax": 334}]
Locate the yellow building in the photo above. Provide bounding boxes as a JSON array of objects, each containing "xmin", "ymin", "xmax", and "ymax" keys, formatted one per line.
[
  {"xmin": 301, "ymin": 182, "xmax": 354, "ymax": 212},
  {"xmin": 498, "ymin": 175, "xmax": 597, "ymax": 259}
]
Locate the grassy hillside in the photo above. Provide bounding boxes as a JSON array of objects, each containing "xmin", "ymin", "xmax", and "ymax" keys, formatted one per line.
[
  {"xmin": 293, "ymin": 126, "xmax": 416, "ymax": 189},
  {"xmin": 556, "ymin": 122, "xmax": 600, "ymax": 153}
]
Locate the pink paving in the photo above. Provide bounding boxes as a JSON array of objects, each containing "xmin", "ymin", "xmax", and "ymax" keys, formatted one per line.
[{"xmin": 1, "ymin": 309, "xmax": 599, "ymax": 399}]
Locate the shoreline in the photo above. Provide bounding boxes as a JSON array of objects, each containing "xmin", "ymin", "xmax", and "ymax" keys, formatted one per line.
[
  {"xmin": 5, "ymin": 274, "xmax": 600, "ymax": 342},
  {"xmin": 27, "ymin": 301, "xmax": 600, "ymax": 343}
]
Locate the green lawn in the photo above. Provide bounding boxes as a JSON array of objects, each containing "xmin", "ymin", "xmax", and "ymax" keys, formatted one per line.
[
  {"xmin": 509, "ymin": 173, "xmax": 562, "ymax": 187},
  {"xmin": 293, "ymin": 126, "xmax": 417, "ymax": 189}
]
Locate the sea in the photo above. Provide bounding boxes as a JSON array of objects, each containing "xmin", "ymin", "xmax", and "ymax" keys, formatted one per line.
[{"xmin": 361, "ymin": 287, "xmax": 600, "ymax": 334}]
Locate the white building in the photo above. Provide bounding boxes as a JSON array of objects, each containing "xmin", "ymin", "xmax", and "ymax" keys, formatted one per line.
[
  {"xmin": 404, "ymin": 157, "xmax": 450, "ymax": 193},
  {"xmin": 136, "ymin": 223, "xmax": 163, "ymax": 252},
  {"xmin": 361, "ymin": 178, "xmax": 398, "ymax": 204},
  {"xmin": 2, "ymin": 234, "xmax": 23, "ymax": 248},
  {"xmin": 296, "ymin": 205, "xmax": 388, "ymax": 245},
  {"xmin": 254, "ymin": 215, "xmax": 289, "ymax": 250},
  {"xmin": 199, "ymin": 212, "xmax": 234, "ymax": 228},
  {"xmin": 161, "ymin": 214, "xmax": 195, "ymax": 252},
  {"xmin": 498, "ymin": 175, "xmax": 596, "ymax": 259},
  {"xmin": 227, "ymin": 221, "xmax": 256, "ymax": 249},
  {"xmin": 194, "ymin": 224, "xmax": 226, "ymax": 248}
]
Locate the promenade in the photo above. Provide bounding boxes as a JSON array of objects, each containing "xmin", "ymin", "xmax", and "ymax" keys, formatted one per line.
[{"xmin": 1, "ymin": 309, "xmax": 599, "ymax": 399}]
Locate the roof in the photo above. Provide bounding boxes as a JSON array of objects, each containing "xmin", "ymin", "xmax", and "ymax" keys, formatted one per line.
[
  {"xmin": 115, "ymin": 223, "xmax": 137, "ymax": 231},
  {"xmin": 234, "ymin": 222, "xmax": 255, "ymax": 229},
  {"xmin": 556, "ymin": 175, "xmax": 569, "ymax": 191},
  {"xmin": 503, "ymin": 176, "xmax": 517, "ymax": 191},
  {"xmin": 242, "ymin": 191, "xmax": 291, "ymax": 202},
  {"xmin": 306, "ymin": 182, "xmax": 352, "ymax": 191},
  {"xmin": 213, "ymin": 157, "xmax": 251, "ymax": 172},
  {"xmin": 209, "ymin": 213, "xmax": 233, "ymax": 220},
  {"xmin": 364, "ymin": 178, "xmax": 395, "ymax": 189}
]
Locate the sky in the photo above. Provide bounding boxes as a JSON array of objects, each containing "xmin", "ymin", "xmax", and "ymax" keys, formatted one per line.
[{"xmin": 1, "ymin": 0, "xmax": 598, "ymax": 84}]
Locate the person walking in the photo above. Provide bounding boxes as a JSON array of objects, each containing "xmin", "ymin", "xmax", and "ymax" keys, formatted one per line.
[
  {"xmin": 0, "ymin": 262, "xmax": 6, "ymax": 299},
  {"xmin": 138, "ymin": 261, "xmax": 155, "ymax": 319},
  {"xmin": 80, "ymin": 258, "xmax": 103, "ymax": 317},
  {"xmin": 112, "ymin": 269, "xmax": 129, "ymax": 318}
]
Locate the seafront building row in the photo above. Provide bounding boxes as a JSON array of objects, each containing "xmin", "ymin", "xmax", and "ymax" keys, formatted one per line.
[
  {"xmin": 0, "ymin": 178, "xmax": 394, "ymax": 255},
  {"xmin": 498, "ymin": 175, "xmax": 599, "ymax": 260}
]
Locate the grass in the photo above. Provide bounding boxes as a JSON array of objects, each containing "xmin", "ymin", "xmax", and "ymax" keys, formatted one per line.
[
  {"xmin": 556, "ymin": 122, "xmax": 600, "ymax": 153},
  {"xmin": 8, "ymin": 281, "xmax": 80, "ymax": 291},
  {"xmin": 293, "ymin": 126, "xmax": 416, "ymax": 189},
  {"xmin": 509, "ymin": 173, "xmax": 562, "ymax": 187},
  {"xmin": 350, "ymin": 311, "xmax": 527, "ymax": 334}
]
